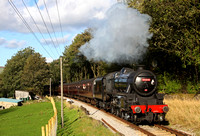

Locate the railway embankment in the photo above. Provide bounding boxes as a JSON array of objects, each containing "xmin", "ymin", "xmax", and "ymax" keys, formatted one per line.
[{"xmin": 55, "ymin": 98, "xmax": 118, "ymax": 136}]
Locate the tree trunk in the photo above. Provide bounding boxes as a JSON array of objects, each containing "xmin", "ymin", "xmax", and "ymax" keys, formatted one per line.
[{"xmin": 91, "ymin": 63, "xmax": 97, "ymax": 78}]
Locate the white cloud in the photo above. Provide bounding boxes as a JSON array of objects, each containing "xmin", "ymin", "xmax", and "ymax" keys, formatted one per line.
[
  {"xmin": 40, "ymin": 34, "xmax": 70, "ymax": 46},
  {"xmin": 0, "ymin": 0, "xmax": 116, "ymax": 33},
  {"xmin": 0, "ymin": 37, "xmax": 26, "ymax": 49},
  {"xmin": 45, "ymin": 57, "xmax": 53, "ymax": 63}
]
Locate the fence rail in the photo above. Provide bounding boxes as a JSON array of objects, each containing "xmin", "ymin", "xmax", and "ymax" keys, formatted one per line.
[{"xmin": 42, "ymin": 96, "xmax": 57, "ymax": 136}]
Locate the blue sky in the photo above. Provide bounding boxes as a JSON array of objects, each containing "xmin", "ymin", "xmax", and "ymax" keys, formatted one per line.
[{"xmin": 0, "ymin": 0, "xmax": 116, "ymax": 66}]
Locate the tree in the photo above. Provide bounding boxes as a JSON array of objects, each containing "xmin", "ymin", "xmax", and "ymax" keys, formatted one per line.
[
  {"xmin": 1, "ymin": 47, "xmax": 50, "ymax": 97},
  {"xmin": 1, "ymin": 47, "xmax": 34, "ymax": 97},
  {"xmin": 49, "ymin": 59, "xmax": 60, "ymax": 94},
  {"xmin": 63, "ymin": 30, "xmax": 93, "ymax": 82},
  {"xmin": 129, "ymin": 0, "xmax": 200, "ymax": 82},
  {"xmin": 21, "ymin": 53, "xmax": 49, "ymax": 95}
]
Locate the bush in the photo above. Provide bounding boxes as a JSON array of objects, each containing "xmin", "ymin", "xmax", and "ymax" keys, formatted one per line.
[
  {"xmin": 157, "ymin": 72, "xmax": 182, "ymax": 94},
  {"xmin": 186, "ymin": 81, "xmax": 200, "ymax": 94}
]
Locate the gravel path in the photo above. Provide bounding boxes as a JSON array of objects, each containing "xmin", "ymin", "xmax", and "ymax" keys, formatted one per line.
[{"xmin": 65, "ymin": 97, "xmax": 142, "ymax": 136}]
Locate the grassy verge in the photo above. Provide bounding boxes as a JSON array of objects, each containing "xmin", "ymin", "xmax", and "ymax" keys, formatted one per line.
[
  {"xmin": 55, "ymin": 100, "xmax": 119, "ymax": 136},
  {"xmin": 164, "ymin": 94, "xmax": 200, "ymax": 135},
  {"xmin": 0, "ymin": 100, "xmax": 54, "ymax": 136}
]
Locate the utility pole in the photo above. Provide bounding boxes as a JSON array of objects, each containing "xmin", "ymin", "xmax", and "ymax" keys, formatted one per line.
[
  {"xmin": 50, "ymin": 78, "xmax": 51, "ymax": 97},
  {"xmin": 60, "ymin": 56, "xmax": 64, "ymax": 128}
]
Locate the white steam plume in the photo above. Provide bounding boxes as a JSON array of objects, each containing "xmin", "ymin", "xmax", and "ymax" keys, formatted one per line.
[{"xmin": 79, "ymin": 3, "xmax": 152, "ymax": 64}]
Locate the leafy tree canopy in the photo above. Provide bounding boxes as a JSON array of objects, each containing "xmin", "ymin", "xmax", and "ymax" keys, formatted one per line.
[
  {"xmin": 1, "ymin": 47, "xmax": 49, "ymax": 97},
  {"xmin": 129, "ymin": 0, "xmax": 200, "ymax": 82},
  {"xmin": 21, "ymin": 53, "xmax": 49, "ymax": 95}
]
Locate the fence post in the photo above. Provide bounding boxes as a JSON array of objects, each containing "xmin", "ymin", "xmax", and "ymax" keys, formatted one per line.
[
  {"xmin": 46, "ymin": 124, "xmax": 49, "ymax": 136},
  {"xmin": 48, "ymin": 119, "xmax": 51, "ymax": 136},
  {"xmin": 41, "ymin": 126, "xmax": 45, "ymax": 136}
]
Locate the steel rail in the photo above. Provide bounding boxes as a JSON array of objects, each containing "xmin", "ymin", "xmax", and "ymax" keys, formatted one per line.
[
  {"xmin": 101, "ymin": 118, "xmax": 124, "ymax": 136},
  {"xmin": 154, "ymin": 124, "xmax": 192, "ymax": 136}
]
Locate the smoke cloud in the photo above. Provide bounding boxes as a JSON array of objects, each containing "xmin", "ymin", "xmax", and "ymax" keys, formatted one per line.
[{"xmin": 79, "ymin": 3, "xmax": 152, "ymax": 64}]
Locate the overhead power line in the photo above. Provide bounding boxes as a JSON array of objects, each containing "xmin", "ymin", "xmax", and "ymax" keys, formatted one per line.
[
  {"xmin": 21, "ymin": 0, "xmax": 56, "ymax": 58},
  {"xmin": 34, "ymin": 0, "xmax": 60, "ymax": 56},
  {"xmin": 8, "ymin": 0, "xmax": 54, "ymax": 59},
  {"xmin": 55, "ymin": 0, "xmax": 65, "ymax": 48},
  {"xmin": 43, "ymin": 0, "xmax": 62, "ymax": 54}
]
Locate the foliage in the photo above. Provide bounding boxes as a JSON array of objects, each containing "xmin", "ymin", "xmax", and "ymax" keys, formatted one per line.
[
  {"xmin": 0, "ymin": 73, "xmax": 6, "ymax": 97},
  {"xmin": 129, "ymin": 0, "xmax": 200, "ymax": 83},
  {"xmin": 1, "ymin": 47, "xmax": 34, "ymax": 97},
  {"xmin": 49, "ymin": 59, "xmax": 60, "ymax": 84},
  {"xmin": 0, "ymin": 101, "xmax": 53, "ymax": 136},
  {"xmin": 1, "ymin": 47, "xmax": 49, "ymax": 97},
  {"xmin": 157, "ymin": 72, "xmax": 182, "ymax": 94},
  {"xmin": 49, "ymin": 59, "xmax": 60, "ymax": 94},
  {"xmin": 186, "ymin": 81, "xmax": 200, "ymax": 94},
  {"xmin": 63, "ymin": 30, "xmax": 91, "ymax": 82},
  {"xmin": 21, "ymin": 53, "xmax": 49, "ymax": 95}
]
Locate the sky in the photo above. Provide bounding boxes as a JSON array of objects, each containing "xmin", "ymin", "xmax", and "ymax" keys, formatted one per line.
[{"xmin": 0, "ymin": 0, "xmax": 117, "ymax": 66}]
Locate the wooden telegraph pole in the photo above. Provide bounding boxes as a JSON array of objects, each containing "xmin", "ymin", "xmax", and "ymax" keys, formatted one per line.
[
  {"xmin": 60, "ymin": 56, "xmax": 64, "ymax": 128},
  {"xmin": 50, "ymin": 78, "xmax": 51, "ymax": 97}
]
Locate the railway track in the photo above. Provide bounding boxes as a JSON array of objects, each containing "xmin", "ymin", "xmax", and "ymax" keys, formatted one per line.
[
  {"xmin": 104, "ymin": 108, "xmax": 191, "ymax": 136},
  {"xmin": 66, "ymin": 97, "xmax": 192, "ymax": 136}
]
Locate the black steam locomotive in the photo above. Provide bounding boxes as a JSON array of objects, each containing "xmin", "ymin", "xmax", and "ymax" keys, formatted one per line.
[{"xmin": 58, "ymin": 67, "xmax": 168, "ymax": 123}]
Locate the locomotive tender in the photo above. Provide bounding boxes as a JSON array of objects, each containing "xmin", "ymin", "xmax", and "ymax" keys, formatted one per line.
[{"xmin": 59, "ymin": 67, "xmax": 169, "ymax": 123}]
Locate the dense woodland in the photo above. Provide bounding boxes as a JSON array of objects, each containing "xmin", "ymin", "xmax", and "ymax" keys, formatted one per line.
[{"xmin": 0, "ymin": 0, "xmax": 199, "ymax": 97}]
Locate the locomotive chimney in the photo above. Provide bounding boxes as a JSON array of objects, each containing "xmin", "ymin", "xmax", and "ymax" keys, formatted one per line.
[{"xmin": 137, "ymin": 65, "xmax": 145, "ymax": 70}]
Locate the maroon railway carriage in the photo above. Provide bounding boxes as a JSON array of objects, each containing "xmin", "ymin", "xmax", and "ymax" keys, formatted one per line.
[
  {"xmin": 58, "ymin": 67, "xmax": 169, "ymax": 123},
  {"xmin": 60, "ymin": 78, "xmax": 95, "ymax": 98}
]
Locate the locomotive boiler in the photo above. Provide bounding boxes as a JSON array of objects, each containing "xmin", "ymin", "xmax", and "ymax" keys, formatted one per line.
[{"xmin": 58, "ymin": 67, "xmax": 169, "ymax": 123}]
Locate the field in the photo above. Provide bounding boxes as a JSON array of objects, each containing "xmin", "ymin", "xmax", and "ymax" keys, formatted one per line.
[
  {"xmin": 164, "ymin": 94, "xmax": 200, "ymax": 135},
  {"xmin": 0, "ymin": 100, "xmax": 54, "ymax": 136},
  {"xmin": 55, "ymin": 100, "xmax": 119, "ymax": 136}
]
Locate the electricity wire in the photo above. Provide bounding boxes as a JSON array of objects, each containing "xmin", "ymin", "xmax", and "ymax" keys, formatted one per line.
[
  {"xmin": 8, "ymin": 0, "xmax": 54, "ymax": 59},
  {"xmin": 21, "ymin": 0, "xmax": 56, "ymax": 58},
  {"xmin": 43, "ymin": 0, "xmax": 62, "ymax": 54},
  {"xmin": 55, "ymin": 0, "xmax": 65, "ymax": 50},
  {"xmin": 34, "ymin": 0, "xmax": 60, "ymax": 56}
]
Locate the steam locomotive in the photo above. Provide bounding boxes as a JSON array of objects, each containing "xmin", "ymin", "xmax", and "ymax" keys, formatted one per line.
[{"xmin": 58, "ymin": 66, "xmax": 169, "ymax": 123}]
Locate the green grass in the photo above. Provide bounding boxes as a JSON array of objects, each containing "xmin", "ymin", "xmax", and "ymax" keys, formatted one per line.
[
  {"xmin": 55, "ymin": 100, "xmax": 119, "ymax": 136},
  {"xmin": 0, "ymin": 100, "xmax": 54, "ymax": 136}
]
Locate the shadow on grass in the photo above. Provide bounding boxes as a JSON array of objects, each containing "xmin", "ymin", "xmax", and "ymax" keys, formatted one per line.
[
  {"xmin": 57, "ymin": 116, "xmax": 74, "ymax": 136},
  {"xmin": 0, "ymin": 107, "xmax": 17, "ymax": 116}
]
